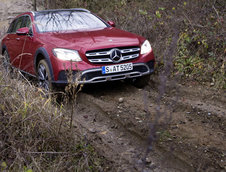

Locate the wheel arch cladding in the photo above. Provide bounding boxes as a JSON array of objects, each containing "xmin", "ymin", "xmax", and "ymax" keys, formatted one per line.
[{"xmin": 34, "ymin": 47, "xmax": 55, "ymax": 81}]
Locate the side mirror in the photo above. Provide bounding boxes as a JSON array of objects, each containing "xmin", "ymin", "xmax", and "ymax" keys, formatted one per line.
[
  {"xmin": 107, "ymin": 21, "xmax": 116, "ymax": 27},
  {"xmin": 16, "ymin": 27, "xmax": 30, "ymax": 35}
]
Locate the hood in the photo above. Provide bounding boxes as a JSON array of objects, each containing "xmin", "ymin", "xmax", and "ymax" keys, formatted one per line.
[{"xmin": 38, "ymin": 27, "xmax": 142, "ymax": 52}]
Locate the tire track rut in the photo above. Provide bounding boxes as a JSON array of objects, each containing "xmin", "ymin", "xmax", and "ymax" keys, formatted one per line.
[
  {"xmin": 71, "ymin": 81, "xmax": 226, "ymax": 171},
  {"xmin": 68, "ymin": 80, "xmax": 225, "ymax": 171}
]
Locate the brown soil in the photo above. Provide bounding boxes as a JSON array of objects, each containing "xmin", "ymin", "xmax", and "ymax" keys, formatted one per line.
[{"xmin": 71, "ymin": 77, "xmax": 226, "ymax": 172}]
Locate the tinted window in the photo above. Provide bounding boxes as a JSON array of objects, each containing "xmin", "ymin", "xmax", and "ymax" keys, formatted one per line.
[
  {"xmin": 35, "ymin": 11, "xmax": 107, "ymax": 32},
  {"xmin": 21, "ymin": 16, "xmax": 31, "ymax": 28},
  {"xmin": 12, "ymin": 17, "xmax": 24, "ymax": 33},
  {"xmin": 7, "ymin": 20, "xmax": 17, "ymax": 33}
]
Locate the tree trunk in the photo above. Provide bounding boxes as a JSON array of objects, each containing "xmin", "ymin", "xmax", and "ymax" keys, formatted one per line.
[
  {"xmin": 48, "ymin": 0, "xmax": 56, "ymax": 9},
  {"xmin": 33, "ymin": 0, "xmax": 37, "ymax": 11}
]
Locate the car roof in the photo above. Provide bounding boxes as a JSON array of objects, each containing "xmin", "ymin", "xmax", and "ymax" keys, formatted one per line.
[{"xmin": 32, "ymin": 8, "xmax": 90, "ymax": 16}]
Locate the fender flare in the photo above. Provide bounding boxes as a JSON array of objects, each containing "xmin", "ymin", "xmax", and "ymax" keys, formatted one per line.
[{"xmin": 34, "ymin": 47, "xmax": 55, "ymax": 81}]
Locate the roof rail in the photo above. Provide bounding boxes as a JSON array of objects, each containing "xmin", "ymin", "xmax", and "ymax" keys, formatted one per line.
[
  {"xmin": 71, "ymin": 8, "xmax": 90, "ymax": 13},
  {"xmin": 33, "ymin": 8, "xmax": 90, "ymax": 15}
]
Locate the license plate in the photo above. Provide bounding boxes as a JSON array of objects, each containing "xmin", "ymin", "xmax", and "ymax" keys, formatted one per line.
[{"xmin": 102, "ymin": 63, "xmax": 133, "ymax": 74}]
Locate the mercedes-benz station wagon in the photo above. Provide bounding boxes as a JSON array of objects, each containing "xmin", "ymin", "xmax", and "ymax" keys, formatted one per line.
[{"xmin": 1, "ymin": 8, "xmax": 155, "ymax": 90}]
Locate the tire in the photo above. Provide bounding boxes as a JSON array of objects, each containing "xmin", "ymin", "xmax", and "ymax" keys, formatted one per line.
[
  {"xmin": 37, "ymin": 59, "xmax": 53, "ymax": 91},
  {"xmin": 130, "ymin": 74, "xmax": 150, "ymax": 88},
  {"xmin": 2, "ymin": 50, "xmax": 12, "ymax": 73}
]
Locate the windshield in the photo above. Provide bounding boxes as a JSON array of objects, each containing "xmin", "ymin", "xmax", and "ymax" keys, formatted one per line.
[{"xmin": 34, "ymin": 11, "xmax": 108, "ymax": 32}]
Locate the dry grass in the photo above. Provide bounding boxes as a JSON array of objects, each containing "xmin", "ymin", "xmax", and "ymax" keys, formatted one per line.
[{"xmin": 0, "ymin": 60, "xmax": 107, "ymax": 172}]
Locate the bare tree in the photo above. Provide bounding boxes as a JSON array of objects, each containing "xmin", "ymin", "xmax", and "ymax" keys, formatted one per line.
[
  {"xmin": 33, "ymin": 0, "xmax": 37, "ymax": 11},
  {"xmin": 45, "ymin": 0, "xmax": 57, "ymax": 9},
  {"xmin": 33, "ymin": 0, "xmax": 57, "ymax": 11}
]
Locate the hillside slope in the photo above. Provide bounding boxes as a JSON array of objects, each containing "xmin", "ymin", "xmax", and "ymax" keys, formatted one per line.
[{"xmin": 0, "ymin": 0, "xmax": 225, "ymax": 171}]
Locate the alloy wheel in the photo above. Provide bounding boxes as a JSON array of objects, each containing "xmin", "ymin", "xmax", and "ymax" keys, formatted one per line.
[{"xmin": 38, "ymin": 63, "xmax": 50, "ymax": 91}]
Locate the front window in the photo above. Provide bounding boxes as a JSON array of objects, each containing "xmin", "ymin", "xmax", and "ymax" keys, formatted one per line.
[
  {"xmin": 21, "ymin": 16, "xmax": 31, "ymax": 28},
  {"xmin": 34, "ymin": 10, "xmax": 108, "ymax": 32},
  {"xmin": 8, "ymin": 15, "xmax": 32, "ymax": 33}
]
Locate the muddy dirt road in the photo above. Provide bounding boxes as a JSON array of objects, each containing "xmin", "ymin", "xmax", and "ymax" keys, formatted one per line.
[{"xmin": 71, "ymin": 78, "xmax": 226, "ymax": 172}]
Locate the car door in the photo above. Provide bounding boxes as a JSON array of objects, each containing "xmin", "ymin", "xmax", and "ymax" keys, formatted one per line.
[
  {"xmin": 19, "ymin": 15, "xmax": 35, "ymax": 73},
  {"xmin": 4, "ymin": 19, "xmax": 16, "ymax": 56},
  {"xmin": 5, "ymin": 18, "xmax": 19, "ymax": 66},
  {"xmin": 6, "ymin": 16, "xmax": 24, "ymax": 69}
]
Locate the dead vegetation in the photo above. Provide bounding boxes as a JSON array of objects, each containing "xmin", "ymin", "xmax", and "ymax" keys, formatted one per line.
[{"xmin": 0, "ymin": 61, "xmax": 110, "ymax": 172}]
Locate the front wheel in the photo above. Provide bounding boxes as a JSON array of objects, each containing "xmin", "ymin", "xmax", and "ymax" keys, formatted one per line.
[{"xmin": 37, "ymin": 60, "xmax": 53, "ymax": 91}]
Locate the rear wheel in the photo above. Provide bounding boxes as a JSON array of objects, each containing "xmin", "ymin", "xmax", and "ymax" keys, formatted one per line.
[{"xmin": 37, "ymin": 60, "xmax": 53, "ymax": 91}]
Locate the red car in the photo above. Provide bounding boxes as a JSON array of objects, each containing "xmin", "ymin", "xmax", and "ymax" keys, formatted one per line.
[{"xmin": 1, "ymin": 8, "xmax": 155, "ymax": 90}]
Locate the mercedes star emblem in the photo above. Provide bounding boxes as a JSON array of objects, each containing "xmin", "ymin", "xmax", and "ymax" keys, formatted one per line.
[{"xmin": 110, "ymin": 49, "xmax": 122, "ymax": 62}]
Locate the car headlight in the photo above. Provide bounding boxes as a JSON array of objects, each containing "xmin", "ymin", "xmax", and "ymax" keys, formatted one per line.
[
  {"xmin": 53, "ymin": 48, "xmax": 82, "ymax": 62},
  {"xmin": 140, "ymin": 40, "xmax": 152, "ymax": 55}
]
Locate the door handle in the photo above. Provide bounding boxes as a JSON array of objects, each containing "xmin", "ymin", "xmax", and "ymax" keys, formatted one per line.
[
  {"xmin": 16, "ymin": 38, "xmax": 20, "ymax": 41},
  {"xmin": 6, "ymin": 38, "xmax": 10, "ymax": 40}
]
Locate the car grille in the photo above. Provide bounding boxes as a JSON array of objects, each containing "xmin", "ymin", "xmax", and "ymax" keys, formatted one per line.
[{"xmin": 85, "ymin": 46, "xmax": 140, "ymax": 64}]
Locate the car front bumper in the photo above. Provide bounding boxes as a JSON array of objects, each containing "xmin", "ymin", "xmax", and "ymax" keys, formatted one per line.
[{"xmin": 52, "ymin": 60, "xmax": 154, "ymax": 86}]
